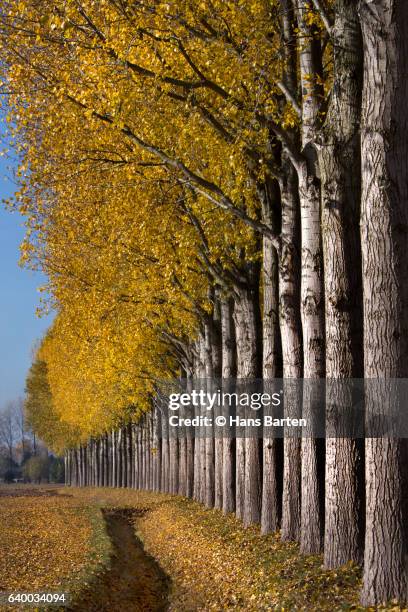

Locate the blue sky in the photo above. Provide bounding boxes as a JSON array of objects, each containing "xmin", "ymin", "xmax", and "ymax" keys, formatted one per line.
[{"xmin": 0, "ymin": 155, "xmax": 53, "ymax": 407}]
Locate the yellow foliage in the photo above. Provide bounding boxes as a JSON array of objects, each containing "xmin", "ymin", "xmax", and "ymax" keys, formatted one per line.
[{"xmin": 0, "ymin": 0, "xmax": 331, "ymax": 446}]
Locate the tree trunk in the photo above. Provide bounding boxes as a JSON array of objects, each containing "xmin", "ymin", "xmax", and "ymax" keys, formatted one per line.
[
  {"xmin": 132, "ymin": 423, "xmax": 139, "ymax": 489},
  {"xmin": 198, "ymin": 333, "xmax": 207, "ymax": 504},
  {"xmin": 68, "ymin": 450, "xmax": 72, "ymax": 486},
  {"xmin": 130, "ymin": 426, "xmax": 134, "ymax": 488},
  {"xmin": 69, "ymin": 449, "xmax": 73, "ymax": 486},
  {"xmin": 79, "ymin": 447, "xmax": 83, "ymax": 486},
  {"xmin": 92, "ymin": 440, "xmax": 96, "ymax": 486},
  {"xmin": 72, "ymin": 449, "xmax": 77, "ymax": 486},
  {"xmin": 161, "ymin": 407, "xmax": 170, "ymax": 493},
  {"xmin": 178, "ymin": 402, "xmax": 187, "ymax": 497},
  {"xmin": 108, "ymin": 433, "xmax": 112, "ymax": 487},
  {"xmin": 185, "ymin": 375, "xmax": 195, "ymax": 498},
  {"xmin": 117, "ymin": 427, "xmax": 123, "ymax": 488},
  {"xmin": 73, "ymin": 449, "xmax": 77, "ymax": 486},
  {"xmin": 105, "ymin": 435, "xmax": 109, "ymax": 487},
  {"xmin": 276, "ymin": 0, "xmax": 303, "ymax": 544},
  {"xmin": 127, "ymin": 422, "xmax": 133, "ymax": 488},
  {"xmin": 296, "ymin": 0, "xmax": 325, "ymax": 555},
  {"xmin": 212, "ymin": 293, "xmax": 223, "ymax": 510},
  {"xmin": 234, "ymin": 266, "xmax": 262, "ymax": 527},
  {"xmin": 89, "ymin": 444, "xmax": 92, "ymax": 487},
  {"xmin": 147, "ymin": 413, "xmax": 152, "ymax": 490},
  {"xmin": 86, "ymin": 442, "xmax": 90, "ymax": 486},
  {"xmin": 112, "ymin": 429, "xmax": 117, "ymax": 487},
  {"xmin": 138, "ymin": 421, "xmax": 144, "ymax": 489},
  {"xmin": 92, "ymin": 440, "xmax": 95, "ymax": 486},
  {"xmin": 91, "ymin": 440, "xmax": 94, "ymax": 486},
  {"xmin": 134, "ymin": 424, "xmax": 140, "ymax": 488},
  {"xmin": 142, "ymin": 417, "xmax": 147, "ymax": 489},
  {"xmin": 260, "ymin": 176, "xmax": 282, "ymax": 534},
  {"xmin": 320, "ymin": 0, "xmax": 364, "ymax": 569},
  {"xmin": 103, "ymin": 433, "xmax": 108, "ymax": 487},
  {"xmin": 186, "ymin": 432, "xmax": 194, "ymax": 498},
  {"xmin": 97, "ymin": 437, "xmax": 101, "ymax": 487},
  {"xmin": 122, "ymin": 426, "xmax": 127, "ymax": 488},
  {"xmin": 221, "ymin": 297, "xmax": 236, "ymax": 514},
  {"xmin": 64, "ymin": 452, "xmax": 68, "ymax": 486},
  {"xmin": 279, "ymin": 160, "xmax": 303, "ymax": 542},
  {"xmin": 153, "ymin": 406, "xmax": 161, "ymax": 492},
  {"xmin": 77, "ymin": 448, "xmax": 81, "ymax": 487},
  {"xmin": 205, "ymin": 312, "xmax": 215, "ymax": 508},
  {"xmin": 75, "ymin": 448, "xmax": 79, "ymax": 487},
  {"xmin": 169, "ymin": 400, "xmax": 179, "ymax": 494},
  {"xmin": 94, "ymin": 439, "xmax": 98, "ymax": 487},
  {"xmin": 95, "ymin": 438, "xmax": 100, "ymax": 486},
  {"xmin": 148, "ymin": 412, "xmax": 153, "ymax": 490},
  {"xmin": 84, "ymin": 444, "xmax": 87, "ymax": 486},
  {"xmin": 193, "ymin": 338, "xmax": 203, "ymax": 501},
  {"xmin": 80, "ymin": 445, "xmax": 85, "ymax": 487},
  {"xmin": 70, "ymin": 450, "xmax": 75, "ymax": 486},
  {"xmin": 359, "ymin": 0, "xmax": 408, "ymax": 604},
  {"xmin": 84, "ymin": 444, "xmax": 88, "ymax": 486}
]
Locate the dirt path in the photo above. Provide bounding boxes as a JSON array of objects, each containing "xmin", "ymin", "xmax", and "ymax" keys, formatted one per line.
[{"xmin": 68, "ymin": 508, "xmax": 170, "ymax": 612}]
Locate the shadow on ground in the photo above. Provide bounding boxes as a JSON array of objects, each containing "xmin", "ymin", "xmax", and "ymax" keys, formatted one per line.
[{"xmin": 68, "ymin": 508, "xmax": 170, "ymax": 612}]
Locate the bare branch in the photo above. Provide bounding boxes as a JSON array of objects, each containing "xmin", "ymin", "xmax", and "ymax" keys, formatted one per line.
[
  {"xmin": 277, "ymin": 80, "xmax": 301, "ymax": 117},
  {"xmin": 310, "ymin": 0, "xmax": 333, "ymax": 34}
]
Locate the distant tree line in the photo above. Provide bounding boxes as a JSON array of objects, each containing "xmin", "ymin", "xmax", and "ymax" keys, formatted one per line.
[{"xmin": 0, "ymin": 400, "xmax": 64, "ymax": 484}]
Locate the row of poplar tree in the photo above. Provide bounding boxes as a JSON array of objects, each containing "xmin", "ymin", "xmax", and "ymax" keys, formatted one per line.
[{"xmin": 3, "ymin": 0, "xmax": 408, "ymax": 607}]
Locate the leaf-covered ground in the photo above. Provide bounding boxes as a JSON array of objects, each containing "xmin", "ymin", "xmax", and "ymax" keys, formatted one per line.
[
  {"xmin": 0, "ymin": 485, "xmax": 404, "ymax": 611},
  {"xmin": 0, "ymin": 486, "xmax": 110, "ymax": 600},
  {"xmin": 60, "ymin": 487, "xmax": 404, "ymax": 611}
]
